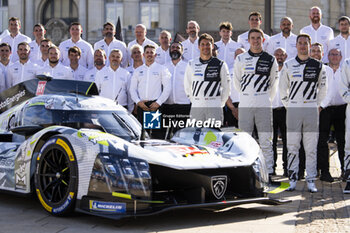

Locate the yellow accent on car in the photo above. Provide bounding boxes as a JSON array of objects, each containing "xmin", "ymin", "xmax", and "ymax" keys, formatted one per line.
[
  {"xmin": 56, "ymin": 139, "xmax": 75, "ymax": 161},
  {"xmin": 27, "ymin": 150, "xmax": 31, "ymax": 157},
  {"xmin": 36, "ymin": 189, "xmax": 52, "ymax": 212},
  {"xmin": 268, "ymin": 182, "xmax": 290, "ymax": 194},
  {"xmin": 203, "ymin": 131, "xmax": 217, "ymax": 145},
  {"xmin": 112, "ymin": 192, "xmax": 132, "ymax": 199},
  {"xmin": 30, "ymin": 138, "xmax": 37, "ymax": 145}
]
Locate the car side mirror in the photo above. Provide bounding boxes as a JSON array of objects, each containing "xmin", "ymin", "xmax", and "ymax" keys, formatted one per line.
[{"xmin": 10, "ymin": 125, "xmax": 44, "ymax": 137}]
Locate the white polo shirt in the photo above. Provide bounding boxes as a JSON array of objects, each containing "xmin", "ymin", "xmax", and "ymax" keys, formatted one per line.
[
  {"xmin": 71, "ymin": 65, "xmax": 89, "ymax": 81},
  {"xmin": 59, "ymin": 38, "xmax": 94, "ymax": 69},
  {"xmin": 300, "ymin": 24, "xmax": 334, "ymax": 63},
  {"xmin": 265, "ymin": 32, "xmax": 297, "ymax": 59},
  {"xmin": 130, "ymin": 62, "xmax": 171, "ymax": 105},
  {"xmin": 28, "ymin": 40, "xmax": 42, "ymax": 62},
  {"xmin": 94, "ymin": 38, "xmax": 128, "ymax": 67},
  {"xmin": 328, "ymin": 34, "xmax": 350, "ymax": 64},
  {"xmin": 228, "ymin": 67, "xmax": 240, "ymax": 104},
  {"xmin": 215, "ymin": 39, "xmax": 242, "ymax": 69},
  {"xmin": 36, "ymin": 63, "xmax": 74, "ymax": 80},
  {"xmin": 182, "ymin": 38, "xmax": 200, "ymax": 62},
  {"xmin": 237, "ymin": 30, "xmax": 270, "ymax": 51},
  {"xmin": 1, "ymin": 32, "xmax": 31, "ymax": 63},
  {"xmin": 127, "ymin": 37, "xmax": 158, "ymax": 65},
  {"xmin": 7, "ymin": 60, "xmax": 38, "ymax": 87},
  {"xmin": 155, "ymin": 46, "xmax": 171, "ymax": 65},
  {"xmin": 83, "ymin": 67, "xmax": 104, "ymax": 82},
  {"xmin": 321, "ymin": 66, "xmax": 346, "ymax": 108}
]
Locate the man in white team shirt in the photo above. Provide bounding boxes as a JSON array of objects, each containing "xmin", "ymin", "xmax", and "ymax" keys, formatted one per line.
[
  {"xmin": 127, "ymin": 24, "xmax": 157, "ymax": 65},
  {"xmin": 94, "ymin": 22, "xmax": 128, "ymax": 68},
  {"xmin": 300, "ymin": 6, "xmax": 334, "ymax": 63},
  {"xmin": 0, "ymin": 43, "xmax": 12, "ymax": 89},
  {"xmin": 215, "ymin": 21, "xmax": 242, "ymax": 70},
  {"xmin": 7, "ymin": 42, "xmax": 38, "ymax": 87},
  {"xmin": 237, "ymin": 12, "xmax": 270, "ymax": 50},
  {"xmin": 29, "ymin": 24, "xmax": 46, "ymax": 63},
  {"xmin": 1, "ymin": 17, "xmax": 31, "ymax": 63},
  {"xmin": 182, "ymin": 21, "xmax": 200, "ymax": 62},
  {"xmin": 37, "ymin": 46, "xmax": 73, "ymax": 80},
  {"xmin": 59, "ymin": 22, "xmax": 94, "ymax": 69},
  {"xmin": 130, "ymin": 44, "xmax": 171, "ymax": 126},
  {"xmin": 329, "ymin": 16, "xmax": 350, "ymax": 64},
  {"xmin": 68, "ymin": 46, "xmax": 88, "ymax": 81},
  {"xmin": 126, "ymin": 44, "xmax": 144, "ymax": 76},
  {"xmin": 95, "ymin": 49, "xmax": 132, "ymax": 111},
  {"xmin": 84, "ymin": 49, "xmax": 106, "ymax": 82},
  {"xmin": 155, "ymin": 30, "xmax": 171, "ymax": 65},
  {"xmin": 33, "ymin": 39, "xmax": 52, "ymax": 67},
  {"xmin": 266, "ymin": 17, "xmax": 297, "ymax": 59}
]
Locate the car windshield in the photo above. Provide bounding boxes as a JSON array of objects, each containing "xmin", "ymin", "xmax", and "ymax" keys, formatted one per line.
[{"xmin": 22, "ymin": 105, "xmax": 141, "ymax": 141}]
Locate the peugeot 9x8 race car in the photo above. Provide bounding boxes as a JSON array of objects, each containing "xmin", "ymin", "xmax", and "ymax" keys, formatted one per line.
[{"xmin": 0, "ymin": 78, "xmax": 289, "ymax": 219}]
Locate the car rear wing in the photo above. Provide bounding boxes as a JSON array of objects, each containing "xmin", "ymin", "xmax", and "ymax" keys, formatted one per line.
[{"xmin": 0, "ymin": 77, "xmax": 99, "ymax": 114}]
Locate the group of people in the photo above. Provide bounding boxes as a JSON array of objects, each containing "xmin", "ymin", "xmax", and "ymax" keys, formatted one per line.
[{"xmin": 0, "ymin": 5, "xmax": 349, "ymax": 194}]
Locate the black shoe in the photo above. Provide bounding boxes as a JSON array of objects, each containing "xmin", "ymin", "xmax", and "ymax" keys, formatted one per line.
[
  {"xmin": 297, "ymin": 172, "xmax": 305, "ymax": 180},
  {"xmin": 320, "ymin": 172, "xmax": 334, "ymax": 183},
  {"xmin": 344, "ymin": 182, "xmax": 350, "ymax": 194},
  {"xmin": 283, "ymin": 169, "xmax": 288, "ymax": 177}
]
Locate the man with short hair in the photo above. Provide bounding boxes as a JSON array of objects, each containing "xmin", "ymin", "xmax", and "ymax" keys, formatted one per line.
[
  {"xmin": 0, "ymin": 43, "xmax": 12, "ymax": 89},
  {"xmin": 266, "ymin": 17, "xmax": 297, "ymax": 59},
  {"xmin": 94, "ymin": 22, "xmax": 128, "ymax": 67},
  {"xmin": 340, "ymin": 56, "xmax": 350, "ymax": 193},
  {"xmin": 316, "ymin": 48, "xmax": 346, "ymax": 182},
  {"xmin": 329, "ymin": 16, "xmax": 350, "ymax": 64},
  {"xmin": 7, "ymin": 42, "xmax": 38, "ymax": 87},
  {"xmin": 184, "ymin": 33, "xmax": 230, "ymax": 124},
  {"xmin": 162, "ymin": 41, "xmax": 190, "ymax": 137},
  {"xmin": 234, "ymin": 28, "xmax": 278, "ymax": 177},
  {"xmin": 29, "ymin": 24, "xmax": 46, "ymax": 62},
  {"xmin": 33, "ymin": 39, "xmax": 52, "ymax": 67},
  {"xmin": 130, "ymin": 44, "xmax": 171, "ymax": 129},
  {"xmin": 1, "ymin": 17, "xmax": 31, "ymax": 63},
  {"xmin": 68, "ymin": 46, "xmax": 88, "ymax": 81},
  {"xmin": 300, "ymin": 6, "xmax": 334, "ymax": 63},
  {"xmin": 215, "ymin": 21, "xmax": 242, "ymax": 69},
  {"xmin": 59, "ymin": 22, "xmax": 94, "ymax": 69},
  {"xmin": 126, "ymin": 44, "xmax": 143, "ymax": 76},
  {"xmin": 182, "ymin": 21, "xmax": 201, "ymax": 62},
  {"xmin": 237, "ymin": 12, "xmax": 270, "ymax": 50},
  {"xmin": 84, "ymin": 49, "xmax": 106, "ymax": 82},
  {"xmin": 127, "ymin": 24, "xmax": 158, "ymax": 65},
  {"xmin": 279, "ymin": 34, "xmax": 327, "ymax": 192},
  {"xmin": 155, "ymin": 30, "xmax": 171, "ymax": 65},
  {"xmin": 37, "ymin": 46, "xmax": 73, "ymax": 80},
  {"xmin": 95, "ymin": 49, "xmax": 132, "ymax": 111}
]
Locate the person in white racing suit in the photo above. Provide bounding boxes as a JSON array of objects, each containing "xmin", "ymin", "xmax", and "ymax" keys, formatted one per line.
[
  {"xmin": 279, "ymin": 34, "xmax": 327, "ymax": 193},
  {"xmin": 184, "ymin": 33, "xmax": 231, "ymax": 124},
  {"xmin": 340, "ymin": 58, "xmax": 350, "ymax": 193},
  {"xmin": 233, "ymin": 28, "xmax": 279, "ymax": 176}
]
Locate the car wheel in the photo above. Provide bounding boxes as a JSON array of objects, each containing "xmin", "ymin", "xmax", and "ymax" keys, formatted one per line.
[{"xmin": 35, "ymin": 136, "xmax": 78, "ymax": 216}]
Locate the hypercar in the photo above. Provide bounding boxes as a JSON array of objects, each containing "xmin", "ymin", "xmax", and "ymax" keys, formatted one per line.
[{"xmin": 0, "ymin": 78, "xmax": 289, "ymax": 219}]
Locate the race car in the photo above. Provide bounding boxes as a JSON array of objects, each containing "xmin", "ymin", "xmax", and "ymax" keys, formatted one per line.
[{"xmin": 0, "ymin": 78, "xmax": 289, "ymax": 219}]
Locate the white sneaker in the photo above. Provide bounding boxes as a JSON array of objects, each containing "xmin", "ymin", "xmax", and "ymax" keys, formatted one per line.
[
  {"xmin": 287, "ymin": 180, "xmax": 297, "ymax": 191},
  {"xmin": 307, "ymin": 180, "xmax": 318, "ymax": 193},
  {"xmin": 343, "ymin": 182, "xmax": 350, "ymax": 194}
]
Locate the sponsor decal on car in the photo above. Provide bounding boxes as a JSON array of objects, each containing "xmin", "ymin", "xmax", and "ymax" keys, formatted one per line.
[
  {"xmin": 56, "ymin": 139, "xmax": 75, "ymax": 161},
  {"xmin": 211, "ymin": 175, "xmax": 227, "ymax": 199},
  {"xmin": 52, "ymin": 192, "xmax": 74, "ymax": 214},
  {"xmin": 0, "ymin": 90, "xmax": 26, "ymax": 110},
  {"xmin": 89, "ymin": 200, "xmax": 126, "ymax": 213},
  {"xmin": 36, "ymin": 81, "xmax": 47, "ymax": 95}
]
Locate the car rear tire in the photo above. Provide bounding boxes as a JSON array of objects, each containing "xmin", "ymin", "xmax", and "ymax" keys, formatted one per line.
[{"xmin": 35, "ymin": 136, "xmax": 78, "ymax": 216}]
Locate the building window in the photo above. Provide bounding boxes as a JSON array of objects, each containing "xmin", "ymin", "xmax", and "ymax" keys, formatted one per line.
[
  {"xmin": 42, "ymin": 0, "xmax": 78, "ymax": 25},
  {"xmin": 106, "ymin": 0, "xmax": 123, "ymax": 25},
  {"xmin": 0, "ymin": 0, "xmax": 8, "ymax": 32},
  {"xmin": 140, "ymin": 0, "xmax": 159, "ymax": 29}
]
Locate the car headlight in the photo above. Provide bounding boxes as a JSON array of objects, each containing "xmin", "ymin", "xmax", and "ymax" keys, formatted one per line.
[{"xmin": 253, "ymin": 149, "xmax": 269, "ymax": 184}]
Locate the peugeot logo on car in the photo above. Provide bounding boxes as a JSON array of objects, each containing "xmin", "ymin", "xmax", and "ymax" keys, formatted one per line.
[{"xmin": 211, "ymin": 175, "xmax": 227, "ymax": 199}]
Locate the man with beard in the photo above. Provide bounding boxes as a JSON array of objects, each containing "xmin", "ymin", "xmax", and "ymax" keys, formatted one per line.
[
  {"xmin": 340, "ymin": 55, "xmax": 350, "ymax": 193},
  {"xmin": 130, "ymin": 44, "xmax": 171, "ymax": 138},
  {"xmin": 184, "ymin": 33, "xmax": 230, "ymax": 124},
  {"xmin": 37, "ymin": 46, "xmax": 73, "ymax": 80},
  {"xmin": 94, "ymin": 22, "xmax": 128, "ymax": 67},
  {"xmin": 329, "ymin": 16, "xmax": 350, "ymax": 64},
  {"xmin": 7, "ymin": 42, "xmax": 38, "ymax": 87},
  {"xmin": 315, "ymin": 47, "xmax": 346, "ymax": 182},
  {"xmin": 155, "ymin": 30, "xmax": 171, "ymax": 65},
  {"xmin": 83, "ymin": 49, "xmax": 106, "ymax": 82},
  {"xmin": 68, "ymin": 46, "xmax": 88, "ymax": 81},
  {"xmin": 237, "ymin": 12, "xmax": 270, "ymax": 51},
  {"xmin": 162, "ymin": 42, "xmax": 191, "ymax": 138},
  {"xmin": 279, "ymin": 34, "xmax": 327, "ymax": 192},
  {"xmin": 233, "ymin": 29, "xmax": 278, "ymax": 178},
  {"xmin": 266, "ymin": 17, "xmax": 297, "ymax": 59},
  {"xmin": 59, "ymin": 22, "xmax": 94, "ymax": 69},
  {"xmin": 95, "ymin": 49, "xmax": 132, "ymax": 111},
  {"xmin": 182, "ymin": 21, "xmax": 201, "ymax": 62},
  {"xmin": 127, "ymin": 24, "xmax": 158, "ymax": 65},
  {"xmin": 300, "ymin": 6, "xmax": 334, "ymax": 63},
  {"xmin": 33, "ymin": 39, "xmax": 52, "ymax": 67},
  {"xmin": 215, "ymin": 21, "xmax": 242, "ymax": 70},
  {"xmin": 29, "ymin": 24, "xmax": 46, "ymax": 63}
]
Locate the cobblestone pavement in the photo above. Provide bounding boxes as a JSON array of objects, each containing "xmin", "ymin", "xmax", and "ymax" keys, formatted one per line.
[{"xmin": 0, "ymin": 147, "xmax": 349, "ymax": 232}]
